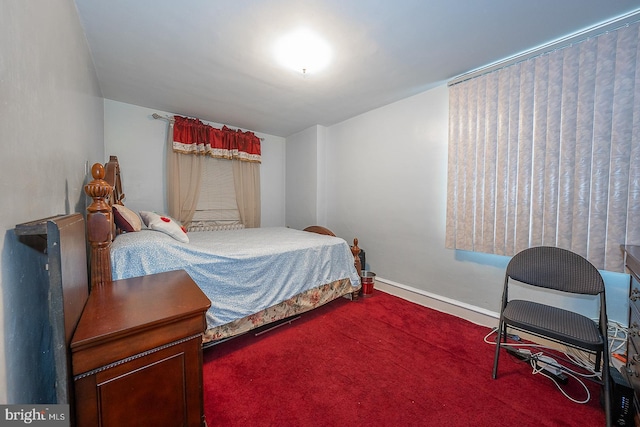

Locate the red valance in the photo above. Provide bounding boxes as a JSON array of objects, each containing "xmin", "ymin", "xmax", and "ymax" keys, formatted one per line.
[{"xmin": 172, "ymin": 116, "xmax": 261, "ymax": 163}]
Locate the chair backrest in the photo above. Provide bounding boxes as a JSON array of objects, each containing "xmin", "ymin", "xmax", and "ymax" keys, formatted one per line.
[{"xmin": 506, "ymin": 246, "xmax": 604, "ymax": 295}]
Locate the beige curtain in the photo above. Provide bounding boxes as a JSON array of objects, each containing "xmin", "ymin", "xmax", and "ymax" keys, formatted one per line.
[
  {"xmin": 446, "ymin": 21, "xmax": 640, "ymax": 272},
  {"xmin": 232, "ymin": 159, "xmax": 261, "ymax": 228},
  {"xmin": 167, "ymin": 121, "xmax": 203, "ymax": 225}
]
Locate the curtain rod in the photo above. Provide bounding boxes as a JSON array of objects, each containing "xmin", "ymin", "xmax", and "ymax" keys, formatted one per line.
[
  {"xmin": 448, "ymin": 9, "xmax": 640, "ymax": 87},
  {"xmin": 152, "ymin": 113, "xmax": 264, "ymax": 141},
  {"xmin": 152, "ymin": 113, "xmax": 174, "ymax": 123}
]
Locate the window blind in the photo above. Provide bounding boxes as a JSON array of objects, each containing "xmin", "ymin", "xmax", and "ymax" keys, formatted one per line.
[
  {"xmin": 446, "ymin": 20, "xmax": 640, "ymax": 272},
  {"xmin": 192, "ymin": 157, "xmax": 241, "ymax": 223}
]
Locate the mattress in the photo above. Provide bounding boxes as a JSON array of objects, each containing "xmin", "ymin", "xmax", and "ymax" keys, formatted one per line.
[{"xmin": 110, "ymin": 227, "xmax": 361, "ymax": 333}]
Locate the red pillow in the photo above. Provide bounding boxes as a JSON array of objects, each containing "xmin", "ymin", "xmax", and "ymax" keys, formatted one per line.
[{"xmin": 113, "ymin": 204, "xmax": 142, "ymax": 232}]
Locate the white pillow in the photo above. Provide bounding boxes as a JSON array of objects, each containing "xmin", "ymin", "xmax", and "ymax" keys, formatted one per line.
[{"xmin": 139, "ymin": 211, "xmax": 189, "ymax": 243}]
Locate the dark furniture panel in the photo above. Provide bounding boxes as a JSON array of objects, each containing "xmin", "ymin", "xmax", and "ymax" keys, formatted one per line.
[
  {"xmin": 622, "ymin": 245, "xmax": 640, "ymax": 425},
  {"xmin": 15, "ymin": 214, "xmax": 89, "ymax": 406}
]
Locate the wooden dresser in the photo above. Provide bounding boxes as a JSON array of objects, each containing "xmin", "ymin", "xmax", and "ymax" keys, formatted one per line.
[
  {"xmin": 71, "ymin": 269, "xmax": 211, "ymax": 427},
  {"xmin": 623, "ymin": 245, "xmax": 640, "ymax": 424}
]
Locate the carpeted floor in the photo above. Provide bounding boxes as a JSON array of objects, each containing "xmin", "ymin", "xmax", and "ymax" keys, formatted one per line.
[{"xmin": 202, "ymin": 290, "xmax": 605, "ymax": 426}]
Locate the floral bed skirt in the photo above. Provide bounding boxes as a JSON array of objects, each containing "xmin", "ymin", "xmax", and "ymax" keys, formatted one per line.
[{"xmin": 202, "ymin": 278, "xmax": 359, "ymax": 345}]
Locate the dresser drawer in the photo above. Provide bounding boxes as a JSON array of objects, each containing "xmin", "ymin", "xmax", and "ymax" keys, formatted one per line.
[
  {"xmin": 623, "ymin": 245, "xmax": 640, "ymax": 426},
  {"xmin": 629, "ymin": 303, "xmax": 640, "ymax": 357},
  {"xmin": 630, "ymin": 273, "xmax": 640, "ymax": 313},
  {"xmin": 624, "ymin": 341, "xmax": 640, "ymax": 427}
]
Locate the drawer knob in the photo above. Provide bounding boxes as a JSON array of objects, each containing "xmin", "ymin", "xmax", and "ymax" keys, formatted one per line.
[
  {"xmin": 624, "ymin": 366, "xmax": 639, "ymax": 378},
  {"xmin": 630, "ymin": 322, "xmax": 640, "ymax": 338}
]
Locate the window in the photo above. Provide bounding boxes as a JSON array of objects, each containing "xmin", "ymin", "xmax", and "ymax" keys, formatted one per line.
[
  {"xmin": 190, "ymin": 157, "xmax": 241, "ymax": 227},
  {"xmin": 166, "ymin": 115, "xmax": 261, "ymax": 229},
  {"xmin": 446, "ymin": 20, "xmax": 640, "ymax": 272}
]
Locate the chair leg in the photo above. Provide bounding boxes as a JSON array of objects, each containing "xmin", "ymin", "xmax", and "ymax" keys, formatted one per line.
[{"xmin": 492, "ymin": 320, "xmax": 504, "ymax": 379}]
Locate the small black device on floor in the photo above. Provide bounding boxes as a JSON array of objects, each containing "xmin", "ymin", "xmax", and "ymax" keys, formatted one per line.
[{"xmin": 609, "ymin": 367, "xmax": 633, "ymax": 426}]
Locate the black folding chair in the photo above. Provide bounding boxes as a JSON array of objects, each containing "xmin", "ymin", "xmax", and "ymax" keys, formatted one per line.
[{"xmin": 492, "ymin": 246, "xmax": 611, "ymax": 427}]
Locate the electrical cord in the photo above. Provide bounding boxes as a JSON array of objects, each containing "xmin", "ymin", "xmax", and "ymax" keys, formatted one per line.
[
  {"xmin": 527, "ymin": 351, "xmax": 591, "ymax": 404},
  {"xmin": 484, "ymin": 321, "xmax": 627, "ymax": 369},
  {"xmin": 485, "ymin": 321, "xmax": 627, "ymax": 404},
  {"xmin": 483, "ymin": 328, "xmax": 570, "ymax": 352},
  {"xmin": 607, "ymin": 320, "xmax": 628, "ymax": 354}
]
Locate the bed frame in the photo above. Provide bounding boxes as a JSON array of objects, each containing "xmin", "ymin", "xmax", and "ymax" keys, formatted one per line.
[{"xmin": 84, "ymin": 155, "xmax": 362, "ymax": 291}]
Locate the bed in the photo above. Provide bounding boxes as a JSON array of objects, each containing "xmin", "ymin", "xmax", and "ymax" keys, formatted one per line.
[{"xmin": 84, "ymin": 156, "xmax": 362, "ymax": 345}]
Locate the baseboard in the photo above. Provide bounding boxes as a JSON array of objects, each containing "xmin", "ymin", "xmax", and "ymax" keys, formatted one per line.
[
  {"xmin": 373, "ymin": 277, "xmax": 499, "ymax": 328},
  {"xmin": 373, "ymin": 278, "xmax": 607, "ymax": 358}
]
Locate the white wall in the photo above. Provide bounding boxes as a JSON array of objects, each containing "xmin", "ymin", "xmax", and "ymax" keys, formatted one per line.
[
  {"xmin": 310, "ymin": 83, "xmax": 629, "ymax": 325},
  {"xmin": 284, "ymin": 124, "xmax": 332, "ymax": 230},
  {"xmin": 104, "ymin": 100, "xmax": 286, "ymax": 227},
  {"xmin": 0, "ymin": 0, "xmax": 104, "ymax": 403},
  {"xmin": 285, "ymin": 126, "xmax": 319, "ymax": 230}
]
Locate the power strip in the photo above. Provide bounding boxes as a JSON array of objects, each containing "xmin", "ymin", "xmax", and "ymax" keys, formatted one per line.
[
  {"xmin": 505, "ymin": 346, "xmax": 569, "ymax": 385},
  {"xmin": 535, "ymin": 355, "xmax": 563, "ymax": 376}
]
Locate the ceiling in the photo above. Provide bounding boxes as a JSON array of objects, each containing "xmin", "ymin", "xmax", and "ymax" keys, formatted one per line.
[{"xmin": 74, "ymin": 0, "xmax": 640, "ymax": 137}]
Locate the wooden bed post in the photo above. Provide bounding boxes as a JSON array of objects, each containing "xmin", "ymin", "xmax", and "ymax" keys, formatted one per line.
[
  {"xmin": 84, "ymin": 162, "xmax": 113, "ymax": 289},
  {"xmin": 351, "ymin": 238, "xmax": 361, "ymax": 274},
  {"xmin": 351, "ymin": 238, "xmax": 362, "ymax": 300}
]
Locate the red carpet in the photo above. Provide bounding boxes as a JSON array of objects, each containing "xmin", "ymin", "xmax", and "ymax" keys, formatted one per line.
[{"xmin": 203, "ymin": 290, "xmax": 605, "ymax": 426}]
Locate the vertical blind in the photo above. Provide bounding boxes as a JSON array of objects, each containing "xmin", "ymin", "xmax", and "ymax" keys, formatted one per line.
[{"xmin": 446, "ymin": 20, "xmax": 640, "ymax": 272}]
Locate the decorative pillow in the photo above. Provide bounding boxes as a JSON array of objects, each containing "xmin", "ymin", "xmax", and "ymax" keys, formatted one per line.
[
  {"xmin": 113, "ymin": 204, "xmax": 142, "ymax": 232},
  {"xmin": 139, "ymin": 211, "xmax": 189, "ymax": 243}
]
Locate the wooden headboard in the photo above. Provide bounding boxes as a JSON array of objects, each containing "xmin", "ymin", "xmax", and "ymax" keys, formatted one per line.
[
  {"xmin": 304, "ymin": 225, "xmax": 361, "ymax": 273},
  {"xmin": 85, "ymin": 156, "xmax": 362, "ymax": 290},
  {"xmin": 84, "ymin": 157, "xmax": 118, "ymax": 289}
]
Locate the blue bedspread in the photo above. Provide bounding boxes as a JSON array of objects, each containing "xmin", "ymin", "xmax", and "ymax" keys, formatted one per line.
[{"xmin": 110, "ymin": 227, "xmax": 361, "ymax": 329}]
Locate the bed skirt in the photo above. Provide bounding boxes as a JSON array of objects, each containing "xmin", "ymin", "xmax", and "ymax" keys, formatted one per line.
[{"xmin": 202, "ymin": 277, "xmax": 358, "ymax": 345}]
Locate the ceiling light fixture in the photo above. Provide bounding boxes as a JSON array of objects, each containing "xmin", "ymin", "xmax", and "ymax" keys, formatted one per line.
[{"xmin": 274, "ymin": 28, "xmax": 332, "ymax": 76}]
